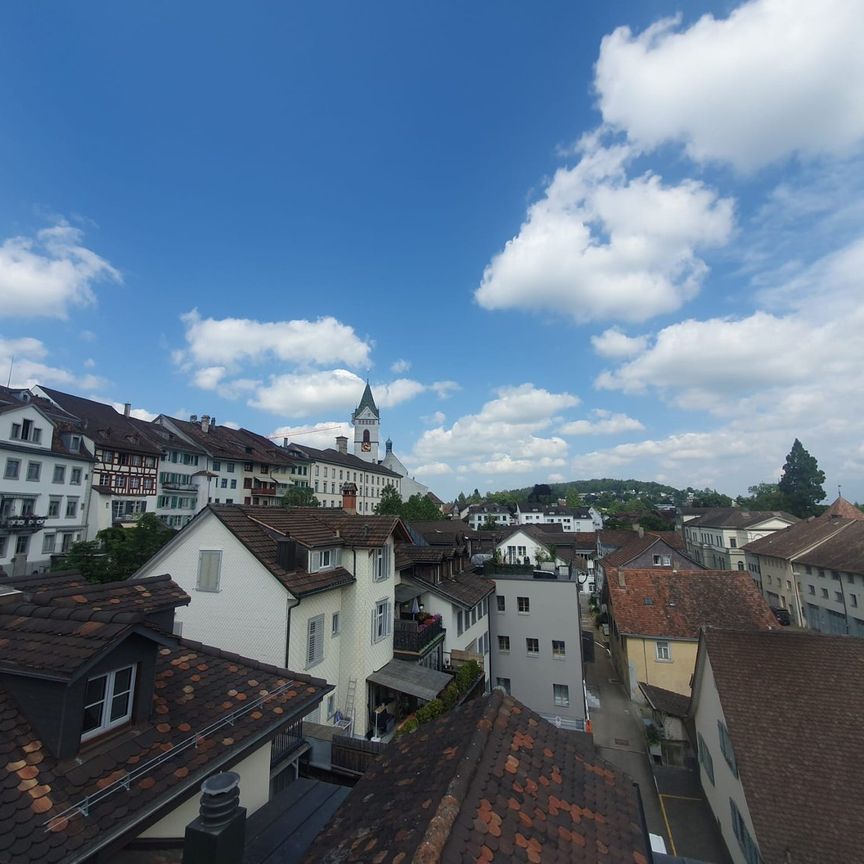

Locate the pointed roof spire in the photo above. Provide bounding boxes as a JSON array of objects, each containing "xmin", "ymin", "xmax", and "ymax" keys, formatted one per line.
[
  {"xmin": 822, "ymin": 496, "xmax": 864, "ymax": 520},
  {"xmin": 352, "ymin": 381, "xmax": 379, "ymax": 421}
]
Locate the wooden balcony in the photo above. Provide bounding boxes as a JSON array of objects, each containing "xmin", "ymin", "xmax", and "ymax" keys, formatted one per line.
[{"xmin": 393, "ymin": 617, "xmax": 445, "ymax": 656}]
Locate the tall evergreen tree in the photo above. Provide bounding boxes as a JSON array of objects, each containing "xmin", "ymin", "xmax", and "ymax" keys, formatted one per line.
[{"xmin": 778, "ymin": 439, "xmax": 826, "ymax": 517}]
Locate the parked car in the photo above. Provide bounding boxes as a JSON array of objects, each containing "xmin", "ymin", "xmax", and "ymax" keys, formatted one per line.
[{"xmin": 770, "ymin": 606, "xmax": 791, "ymax": 626}]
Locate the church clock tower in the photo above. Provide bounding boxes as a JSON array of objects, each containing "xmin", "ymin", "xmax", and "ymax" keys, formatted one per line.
[{"xmin": 352, "ymin": 382, "xmax": 380, "ymax": 463}]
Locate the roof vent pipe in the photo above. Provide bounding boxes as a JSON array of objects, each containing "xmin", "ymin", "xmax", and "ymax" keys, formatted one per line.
[
  {"xmin": 182, "ymin": 772, "xmax": 246, "ymax": 864},
  {"xmin": 123, "ymin": 402, "xmax": 131, "ymax": 417}
]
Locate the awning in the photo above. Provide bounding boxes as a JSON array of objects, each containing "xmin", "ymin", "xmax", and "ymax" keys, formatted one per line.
[
  {"xmin": 367, "ymin": 659, "xmax": 452, "ymax": 702},
  {"xmin": 395, "ymin": 582, "xmax": 425, "ymax": 603},
  {"xmin": 255, "ymin": 476, "xmax": 275, "ymax": 484}
]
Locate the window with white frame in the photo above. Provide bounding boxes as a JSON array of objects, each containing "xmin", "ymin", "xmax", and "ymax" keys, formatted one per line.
[
  {"xmin": 332, "ymin": 612, "xmax": 340, "ymax": 636},
  {"xmin": 4, "ymin": 458, "xmax": 20, "ymax": 480},
  {"xmin": 526, "ymin": 637, "xmax": 539, "ymax": 655},
  {"xmin": 306, "ymin": 614, "xmax": 325, "ymax": 667},
  {"xmin": 52, "ymin": 465, "xmax": 66, "ymax": 483},
  {"xmin": 48, "ymin": 497, "xmax": 61, "ymax": 518},
  {"xmin": 553, "ymin": 684, "xmax": 570, "ymax": 707},
  {"xmin": 311, "ymin": 548, "xmax": 339, "ymax": 571},
  {"xmin": 372, "ymin": 598, "xmax": 391, "ymax": 643},
  {"xmin": 496, "ymin": 596, "xmax": 505, "ymax": 612},
  {"xmin": 82, "ymin": 665, "xmax": 136, "ymax": 741},
  {"xmin": 42, "ymin": 533, "xmax": 56, "ymax": 554},
  {"xmin": 66, "ymin": 497, "xmax": 79, "ymax": 518},
  {"xmin": 373, "ymin": 545, "xmax": 390, "ymax": 581},
  {"xmin": 196, "ymin": 550, "xmax": 222, "ymax": 592},
  {"xmin": 26, "ymin": 461, "xmax": 41, "ymax": 481},
  {"xmin": 552, "ymin": 640, "xmax": 565, "ymax": 658},
  {"xmin": 655, "ymin": 640, "xmax": 671, "ymax": 661},
  {"xmin": 498, "ymin": 635, "xmax": 510, "ymax": 652},
  {"xmin": 517, "ymin": 596, "xmax": 530, "ymax": 614}
]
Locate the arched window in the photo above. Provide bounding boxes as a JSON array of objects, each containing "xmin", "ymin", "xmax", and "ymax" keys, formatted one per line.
[{"xmin": 363, "ymin": 430, "xmax": 370, "ymax": 444}]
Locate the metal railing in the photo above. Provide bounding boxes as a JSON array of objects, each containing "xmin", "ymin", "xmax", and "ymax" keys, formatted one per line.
[{"xmin": 393, "ymin": 618, "xmax": 444, "ymax": 654}]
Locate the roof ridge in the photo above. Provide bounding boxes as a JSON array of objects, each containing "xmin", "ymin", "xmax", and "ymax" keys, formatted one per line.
[{"xmin": 414, "ymin": 690, "xmax": 506, "ymax": 862}]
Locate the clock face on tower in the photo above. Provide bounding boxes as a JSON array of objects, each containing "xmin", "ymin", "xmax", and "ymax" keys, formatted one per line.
[{"xmin": 361, "ymin": 441, "xmax": 371, "ymax": 452}]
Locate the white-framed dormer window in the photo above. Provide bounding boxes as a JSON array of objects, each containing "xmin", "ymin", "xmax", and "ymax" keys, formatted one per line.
[
  {"xmin": 196, "ymin": 550, "xmax": 222, "ymax": 592},
  {"xmin": 372, "ymin": 598, "xmax": 392, "ymax": 643},
  {"xmin": 311, "ymin": 548, "xmax": 339, "ymax": 571},
  {"xmin": 82, "ymin": 665, "xmax": 136, "ymax": 741}
]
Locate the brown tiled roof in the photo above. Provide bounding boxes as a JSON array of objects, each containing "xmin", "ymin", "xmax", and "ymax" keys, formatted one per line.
[
  {"xmin": 638, "ymin": 682, "xmax": 690, "ymax": 717},
  {"xmin": 288, "ymin": 443, "xmax": 401, "ymax": 477},
  {"xmin": 602, "ymin": 534, "xmax": 699, "ymax": 569},
  {"xmin": 395, "ymin": 545, "xmax": 447, "ymax": 569},
  {"xmin": 821, "ymin": 495, "xmax": 864, "ymax": 520},
  {"xmin": 499, "ymin": 524, "xmax": 561, "ymax": 545},
  {"xmin": 686, "ymin": 507, "xmax": 798, "ymax": 529},
  {"xmin": 597, "ymin": 529, "xmax": 638, "ymax": 549},
  {"xmin": 5, "ymin": 572, "xmax": 190, "ymax": 616},
  {"xmin": 742, "ymin": 515, "xmax": 855, "ymax": 559},
  {"xmin": 608, "ymin": 569, "xmax": 778, "ymax": 639},
  {"xmin": 0, "ymin": 638, "xmax": 328, "ymax": 864},
  {"xmin": 406, "ymin": 570, "xmax": 495, "ymax": 609},
  {"xmin": 699, "ymin": 629, "xmax": 864, "ymax": 864},
  {"xmin": 36, "ymin": 387, "xmax": 163, "ymax": 455},
  {"xmin": 208, "ymin": 506, "xmax": 356, "ymax": 597},
  {"xmin": 306, "ymin": 690, "xmax": 651, "ymax": 864},
  {"xmin": 650, "ymin": 530, "xmax": 686, "ymax": 551},
  {"xmin": 793, "ymin": 520, "xmax": 864, "ymax": 575}
]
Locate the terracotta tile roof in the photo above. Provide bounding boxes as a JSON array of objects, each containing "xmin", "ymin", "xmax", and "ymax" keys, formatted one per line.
[
  {"xmin": 821, "ymin": 495, "xmax": 864, "ymax": 520},
  {"xmin": 638, "ymin": 683, "xmax": 690, "ymax": 717},
  {"xmin": 306, "ymin": 690, "xmax": 651, "ymax": 863},
  {"xmin": 608, "ymin": 569, "xmax": 778, "ymax": 639},
  {"xmin": 5, "ymin": 572, "xmax": 190, "ymax": 617},
  {"xmin": 405, "ymin": 570, "xmax": 495, "ymax": 609},
  {"xmin": 742, "ymin": 515, "xmax": 855, "ymax": 559},
  {"xmin": 0, "ymin": 637, "xmax": 328, "ymax": 864},
  {"xmin": 208, "ymin": 506, "xmax": 356, "ymax": 597},
  {"xmin": 699, "ymin": 628, "xmax": 864, "ymax": 864},
  {"xmin": 685, "ymin": 507, "xmax": 798, "ymax": 529},
  {"xmin": 793, "ymin": 519, "xmax": 864, "ymax": 575}
]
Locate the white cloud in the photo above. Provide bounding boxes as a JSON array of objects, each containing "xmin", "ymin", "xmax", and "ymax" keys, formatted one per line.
[
  {"xmin": 431, "ymin": 380, "xmax": 460, "ymax": 399},
  {"xmin": 193, "ymin": 366, "xmax": 227, "ymax": 390},
  {"xmin": 559, "ymin": 410, "xmax": 645, "ymax": 436},
  {"xmin": 178, "ymin": 309, "xmax": 372, "ymax": 368},
  {"xmin": 596, "ymin": 0, "xmax": 864, "ymax": 170},
  {"xmin": 109, "ymin": 402, "xmax": 157, "ymax": 422},
  {"xmin": 252, "ymin": 369, "xmax": 367, "ymax": 417},
  {"xmin": 270, "ymin": 420, "xmax": 353, "ymax": 450},
  {"xmin": 412, "ymin": 462, "xmax": 454, "ymax": 477},
  {"xmin": 0, "ymin": 336, "xmax": 106, "ymax": 391},
  {"xmin": 375, "ymin": 378, "xmax": 426, "ymax": 408},
  {"xmin": 390, "ymin": 359, "xmax": 411, "ymax": 374},
  {"xmin": 83, "ymin": 358, "xmax": 96, "ymax": 369},
  {"xmin": 0, "ymin": 223, "xmax": 120, "ymax": 318},
  {"xmin": 475, "ymin": 140, "xmax": 733, "ymax": 323},
  {"xmin": 591, "ymin": 327, "xmax": 648, "ymax": 358},
  {"xmin": 422, "ymin": 411, "xmax": 447, "ymax": 426}
]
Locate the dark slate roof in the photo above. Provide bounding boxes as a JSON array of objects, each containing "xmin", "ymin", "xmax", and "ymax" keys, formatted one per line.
[
  {"xmin": 127, "ymin": 417, "xmax": 207, "ymax": 456},
  {"xmin": 288, "ymin": 443, "xmax": 400, "ymax": 477},
  {"xmin": 597, "ymin": 529, "xmax": 639, "ymax": 550},
  {"xmin": 352, "ymin": 382, "xmax": 379, "ymax": 420},
  {"xmin": 685, "ymin": 507, "xmax": 797, "ymax": 529},
  {"xmin": 405, "ymin": 570, "xmax": 495, "ymax": 609},
  {"xmin": 306, "ymin": 690, "xmax": 651, "ymax": 864},
  {"xmin": 0, "ymin": 638, "xmax": 328, "ymax": 864},
  {"xmin": 4, "ymin": 572, "xmax": 190, "ymax": 617},
  {"xmin": 742, "ymin": 515, "xmax": 855, "ymax": 559},
  {"xmin": 499, "ymin": 524, "xmax": 562, "ymax": 545},
  {"xmin": 699, "ymin": 628, "xmax": 864, "ymax": 864},
  {"xmin": 608, "ymin": 570, "xmax": 778, "ymax": 639},
  {"xmin": 408, "ymin": 520, "xmax": 480, "ymax": 544},
  {"xmin": 792, "ymin": 520, "xmax": 864, "ymax": 575},
  {"xmin": 36, "ymin": 387, "xmax": 163, "ymax": 455},
  {"xmin": 395, "ymin": 545, "xmax": 447, "ymax": 568},
  {"xmin": 638, "ymin": 683, "xmax": 690, "ymax": 717}
]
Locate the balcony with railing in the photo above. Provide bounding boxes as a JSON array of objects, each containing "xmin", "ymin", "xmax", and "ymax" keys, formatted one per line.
[
  {"xmin": 270, "ymin": 718, "xmax": 306, "ymax": 768},
  {"xmin": 0, "ymin": 514, "xmax": 47, "ymax": 534},
  {"xmin": 393, "ymin": 615, "xmax": 445, "ymax": 657}
]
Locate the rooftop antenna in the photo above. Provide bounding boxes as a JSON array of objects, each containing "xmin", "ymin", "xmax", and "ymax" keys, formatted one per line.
[
  {"xmin": 838, "ymin": 483, "xmax": 842, "ymax": 498},
  {"xmin": 6, "ymin": 356, "xmax": 12, "ymax": 388}
]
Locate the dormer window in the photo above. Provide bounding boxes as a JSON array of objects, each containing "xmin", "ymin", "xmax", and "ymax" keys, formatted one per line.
[
  {"xmin": 311, "ymin": 548, "xmax": 339, "ymax": 571},
  {"xmin": 82, "ymin": 665, "xmax": 137, "ymax": 741}
]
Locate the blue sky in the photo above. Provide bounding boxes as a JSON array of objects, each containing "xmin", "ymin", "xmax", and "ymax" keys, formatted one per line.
[{"xmin": 2, "ymin": 0, "xmax": 863, "ymax": 502}]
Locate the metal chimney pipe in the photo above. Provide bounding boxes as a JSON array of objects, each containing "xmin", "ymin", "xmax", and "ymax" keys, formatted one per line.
[{"xmin": 182, "ymin": 772, "xmax": 246, "ymax": 864}]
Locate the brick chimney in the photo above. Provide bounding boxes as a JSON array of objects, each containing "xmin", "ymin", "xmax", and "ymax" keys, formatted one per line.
[
  {"xmin": 617, "ymin": 569, "xmax": 626, "ymax": 588},
  {"xmin": 201, "ymin": 415, "xmax": 210, "ymax": 433},
  {"xmin": 336, "ymin": 435, "xmax": 348, "ymax": 454},
  {"xmin": 341, "ymin": 481, "xmax": 358, "ymax": 514}
]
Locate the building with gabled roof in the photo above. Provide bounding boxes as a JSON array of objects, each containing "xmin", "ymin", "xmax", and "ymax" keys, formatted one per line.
[
  {"xmin": 0, "ymin": 571, "xmax": 329, "ymax": 863},
  {"xmin": 607, "ymin": 568, "xmax": 777, "ymax": 700},
  {"xmin": 691, "ymin": 628, "xmax": 864, "ymax": 864},
  {"xmin": 305, "ymin": 689, "xmax": 652, "ymax": 864},
  {"xmin": 134, "ymin": 500, "xmax": 456, "ymax": 740}
]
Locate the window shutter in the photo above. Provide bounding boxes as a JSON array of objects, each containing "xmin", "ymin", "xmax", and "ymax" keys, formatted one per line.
[
  {"xmin": 197, "ymin": 550, "xmax": 222, "ymax": 592},
  {"xmin": 307, "ymin": 615, "xmax": 324, "ymax": 666},
  {"xmin": 371, "ymin": 606, "xmax": 377, "ymax": 644},
  {"xmin": 385, "ymin": 600, "xmax": 392, "ymax": 637}
]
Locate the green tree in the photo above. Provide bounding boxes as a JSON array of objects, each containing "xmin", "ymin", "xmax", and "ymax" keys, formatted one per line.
[
  {"xmin": 691, "ymin": 488, "xmax": 733, "ymax": 508},
  {"xmin": 778, "ymin": 439, "xmax": 826, "ymax": 517},
  {"xmin": 565, "ymin": 489, "xmax": 583, "ymax": 508},
  {"xmin": 55, "ymin": 513, "xmax": 176, "ymax": 583},
  {"xmin": 375, "ymin": 484, "xmax": 403, "ymax": 516},
  {"xmin": 281, "ymin": 485, "xmax": 320, "ymax": 507},
  {"xmin": 400, "ymin": 494, "xmax": 444, "ymax": 522},
  {"xmin": 736, "ymin": 483, "xmax": 789, "ymax": 511}
]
